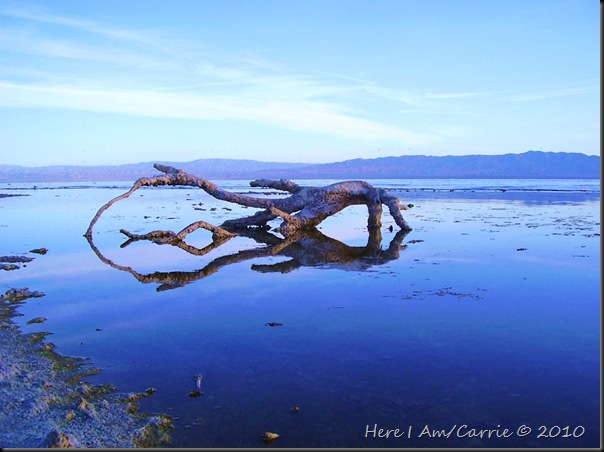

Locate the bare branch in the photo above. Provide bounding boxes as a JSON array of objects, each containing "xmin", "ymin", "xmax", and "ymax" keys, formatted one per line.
[{"xmin": 84, "ymin": 164, "xmax": 412, "ymax": 240}]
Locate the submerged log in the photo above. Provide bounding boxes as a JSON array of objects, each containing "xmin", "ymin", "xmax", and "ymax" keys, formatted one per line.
[{"xmin": 84, "ymin": 164, "xmax": 412, "ymax": 239}]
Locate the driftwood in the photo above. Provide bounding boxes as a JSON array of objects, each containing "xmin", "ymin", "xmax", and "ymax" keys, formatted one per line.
[
  {"xmin": 84, "ymin": 164, "xmax": 412, "ymax": 239},
  {"xmin": 83, "ymin": 166, "xmax": 414, "ymax": 290}
]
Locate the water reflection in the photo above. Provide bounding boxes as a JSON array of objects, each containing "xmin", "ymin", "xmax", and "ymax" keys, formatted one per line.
[{"xmin": 85, "ymin": 228, "xmax": 409, "ymax": 291}]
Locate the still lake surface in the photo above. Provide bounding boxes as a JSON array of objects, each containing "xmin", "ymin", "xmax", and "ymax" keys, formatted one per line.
[{"xmin": 0, "ymin": 178, "xmax": 600, "ymax": 448}]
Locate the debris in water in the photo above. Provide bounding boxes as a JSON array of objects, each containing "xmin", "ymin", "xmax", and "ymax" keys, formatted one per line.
[
  {"xmin": 27, "ymin": 316, "xmax": 47, "ymax": 324},
  {"xmin": 263, "ymin": 432, "xmax": 279, "ymax": 442},
  {"xmin": 194, "ymin": 374, "xmax": 203, "ymax": 390}
]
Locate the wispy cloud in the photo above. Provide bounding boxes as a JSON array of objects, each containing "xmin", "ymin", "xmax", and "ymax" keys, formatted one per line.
[
  {"xmin": 507, "ymin": 86, "xmax": 599, "ymax": 102},
  {"xmin": 0, "ymin": 4, "xmax": 160, "ymax": 47},
  {"xmin": 0, "ymin": 5, "xmax": 438, "ymax": 145},
  {"xmin": 9, "ymin": 4, "xmax": 589, "ymax": 149},
  {"xmin": 0, "ymin": 28, "xmax": 171, "ymax": 73},
  {"xmin": 425, "ymin": 91, "xmax": 491, "ymax": 100},
  {"xmin": 361, "ymin": 85, "xmax": 496, "ymax": 115},
  {"xmin": 0, "ymin": 80, "xmax": 429, "ymax": 144}
]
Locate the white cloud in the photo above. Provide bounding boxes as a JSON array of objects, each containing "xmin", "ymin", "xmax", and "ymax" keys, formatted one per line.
[
  {"xmin": 425, "ymin": 91, "xmax": 491, "ymax": 99},
  {"xmin": 0, "ymin": 80, "xmax": 428, "ymax": 144},
  {"xmin": 0, "ymin": 5, "xmax": 438, "ymax": 145},
  {"xmin": 507, "ymin": 86, "xmax": 599, "ymax": 102},
  {"xmin": 0, "ymin": 4, "xmax": 159, "ymax": 47}
]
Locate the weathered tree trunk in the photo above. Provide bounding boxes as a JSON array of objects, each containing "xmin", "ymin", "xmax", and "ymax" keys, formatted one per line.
[{"xmin": 84, "ymin": 164, "xmax": 412, "ymax": 239}]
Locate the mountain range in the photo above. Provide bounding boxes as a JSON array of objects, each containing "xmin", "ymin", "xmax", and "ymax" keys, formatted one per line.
[{"xmin": 0, "ymin": 151, "xmax": 599, "ymax": 183}]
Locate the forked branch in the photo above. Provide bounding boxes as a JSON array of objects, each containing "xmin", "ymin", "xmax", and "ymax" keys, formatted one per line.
[{"xmin": 84, "ymin": 164, "xmax": 412, "ymax": 240}]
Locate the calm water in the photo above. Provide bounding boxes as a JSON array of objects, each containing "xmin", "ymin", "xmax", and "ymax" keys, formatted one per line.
[{"xmin": 0, "ymin": 179, "xmax": 600, "ymax": 448}]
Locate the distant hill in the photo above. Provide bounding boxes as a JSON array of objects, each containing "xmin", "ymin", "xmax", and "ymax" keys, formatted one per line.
[
  {"xmin": 275, "ymin": 151, "xmax": 601, "ymax": 179},
  {"xmin": 0, "ymin": 151, "xmax": 599, "ymax": 183},
  {"xmin": 0, "ymin": 159, "xmax": 311, "ymax": 183}
]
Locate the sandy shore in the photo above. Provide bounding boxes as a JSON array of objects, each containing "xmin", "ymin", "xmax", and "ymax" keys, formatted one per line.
[{"xmin": 0, "ymin": 288, "xmax": 173, "ymax": 448}]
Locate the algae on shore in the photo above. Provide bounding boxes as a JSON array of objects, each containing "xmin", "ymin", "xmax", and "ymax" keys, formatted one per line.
[{"xmin": 0, "ymin": 288, "xmax": 173, "ymax": 448}]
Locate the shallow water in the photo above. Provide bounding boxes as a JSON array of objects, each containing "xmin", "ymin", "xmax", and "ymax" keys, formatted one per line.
[{"xmin": 0, "ymin": 179, "xmax": 600, "ymax": 448}]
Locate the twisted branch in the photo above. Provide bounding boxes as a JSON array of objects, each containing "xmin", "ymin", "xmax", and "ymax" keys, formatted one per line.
[{"xmin": 84, "ymin": 164, "xmax": 412, "ymax": 241}]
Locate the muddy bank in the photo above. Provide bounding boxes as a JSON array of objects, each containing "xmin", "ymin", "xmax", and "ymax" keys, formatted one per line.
[
  {"xmin": 0, "ymin": 193, "xmax": 29, "ymax": 199},
  {"xmin": 0, "ymin": 288, "xmax": 173, "ymax": 448}
]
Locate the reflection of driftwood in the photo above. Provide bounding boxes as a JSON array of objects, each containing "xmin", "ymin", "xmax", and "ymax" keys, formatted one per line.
[
  {"xmin": 85, "ymin": 228, "xmax": 410, "ymax": 291},
  {"xmin": 84, "ymin": 164, "xmax": 412, "ymax": 239}
]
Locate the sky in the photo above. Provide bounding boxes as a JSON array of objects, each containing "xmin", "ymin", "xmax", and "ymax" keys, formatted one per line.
[{"xmin": 0, "ymin": 0, "xmax": 599, "ymax": 166}]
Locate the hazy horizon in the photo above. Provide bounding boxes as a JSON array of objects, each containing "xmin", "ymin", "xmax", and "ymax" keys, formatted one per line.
[{"xmin": 0, "ymin": 149, "xmax": 599, "ymax": 169}]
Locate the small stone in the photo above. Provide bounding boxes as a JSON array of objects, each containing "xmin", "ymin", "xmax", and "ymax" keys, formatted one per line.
[
  {"xmin": 263, "ymin": 432, "xmax": 280, "ymax": 442},
  {"xmin": 27, "ymin": 317, "xmax": 47, "ymax": 324},
  {"xmin": 78, "ymin": 397, "xmax": 97, "ymax": 418},
  {"xmin": 43, "ymin": 430, "xmax": 82, "ymax": 448}
]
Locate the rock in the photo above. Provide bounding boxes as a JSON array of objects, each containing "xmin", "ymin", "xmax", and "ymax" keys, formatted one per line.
[
  {"xmin": 42, "ymin": 429, "xmax": 82, "ymax": 448},
  {"xmin": 29, "ymin": 248, "xmax": 48, "ymax": 255},
  {"xmin": 77, "ymin": 397, "xmax": 98, "ymax": 419},
  {"xmin": 0, "ymin": 255, "xmax": 34, "ymax": 263},
  {"xmin": 263, "ymin": 432, "xmax": 280, "ymax": 442},
  {"xmin": 132, "ymin": 415, "xmax": 173, "ymax": 448},
  {"xmin": 0, "ymin": 287, "xmax": 45, "ymax": 303}
]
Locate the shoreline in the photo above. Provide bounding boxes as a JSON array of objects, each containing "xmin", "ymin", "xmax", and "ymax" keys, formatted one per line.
[{"xmin": 0, "ymin": 288, "xmax": 173, "ymax": 448}]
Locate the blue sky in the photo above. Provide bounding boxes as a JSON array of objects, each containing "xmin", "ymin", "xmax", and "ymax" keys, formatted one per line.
[{"xmin": 0, "ymin": 0, "xmax": 599, "ymax": 166}]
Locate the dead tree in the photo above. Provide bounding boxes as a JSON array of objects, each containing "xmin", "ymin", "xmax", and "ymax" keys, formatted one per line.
[{"xmin": 84, "ymin": 164, "xmax": 412, "ymax": 240}]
